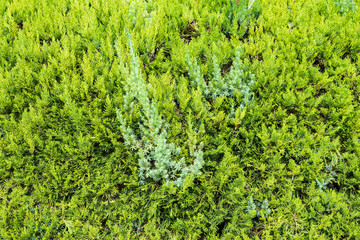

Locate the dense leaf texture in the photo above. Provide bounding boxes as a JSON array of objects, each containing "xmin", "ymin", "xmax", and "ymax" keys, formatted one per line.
[{"xmin": 0, "ymin": 0, "xmax": 359, "ymax": 239}]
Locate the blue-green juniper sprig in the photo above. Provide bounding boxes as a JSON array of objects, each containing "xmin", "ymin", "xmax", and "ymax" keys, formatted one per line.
[{"xmin": 116, "ymin": 31, "xmax": 204, "ymax": 187}]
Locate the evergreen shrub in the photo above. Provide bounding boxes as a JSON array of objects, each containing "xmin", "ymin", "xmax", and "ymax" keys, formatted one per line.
[{"xmin": 0, "ymin": 0, "xmax": 359, "ymax": 239}]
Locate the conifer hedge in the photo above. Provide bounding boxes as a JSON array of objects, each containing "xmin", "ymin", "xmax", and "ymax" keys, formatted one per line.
[{"xmin": 0, "ymin": 0, "xmax": 359, "ymax": 239}]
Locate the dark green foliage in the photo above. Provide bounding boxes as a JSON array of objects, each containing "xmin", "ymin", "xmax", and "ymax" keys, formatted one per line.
[{"xmin": 1, "ymin": 0, "xmax": 360, "ymax": 239}]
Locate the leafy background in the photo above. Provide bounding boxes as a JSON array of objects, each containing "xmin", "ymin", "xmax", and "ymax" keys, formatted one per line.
[{"xmin": 0, "ymin": 0, "xmax": 359, "ymax": 239}]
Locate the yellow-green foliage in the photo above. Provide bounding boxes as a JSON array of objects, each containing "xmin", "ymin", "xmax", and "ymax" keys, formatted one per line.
[{"xmin": 0, "ymin": 0, "xmax": 359, "ymax": 239}]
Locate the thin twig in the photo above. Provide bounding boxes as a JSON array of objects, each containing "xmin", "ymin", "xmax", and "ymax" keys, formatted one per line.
[
  {"xmin": 248, "ymin": 0, "xmax": 256, "ymax": 9},
  {"xmin": 1, "ymin": 196, "xmax": 10, "ymax": 204}
]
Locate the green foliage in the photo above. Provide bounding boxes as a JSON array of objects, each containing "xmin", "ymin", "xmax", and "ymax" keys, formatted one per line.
[
  {"xmin": 335, "ymin": 0, "xmax": 357, "ymax": 15},
  {"xmin": 245, "ymin": 196, "xmax": 271, "ymax": 219},
  {"xmin": 187, "ymin": 46, "xmax": 255, "ymax": 107},
  {"xmin": 220, "ymin": 0, "xmax": 261, "ymax": 37},
  {"xmin": 1, "ymin": 0, "xmax": 360, "ymax": 239},
  {"xmin": 116, "ymin": 32, "xmax": 204, "ymax": 187}
]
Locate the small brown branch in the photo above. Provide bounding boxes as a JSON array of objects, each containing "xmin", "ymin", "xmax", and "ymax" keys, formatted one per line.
[
  {"xmin": 1, "ymin": 196, "xmax": 10, "ymax": 204},
  {"xmin": 1, "ymin": 196, "xmax": 15, "ymax": 209}
]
